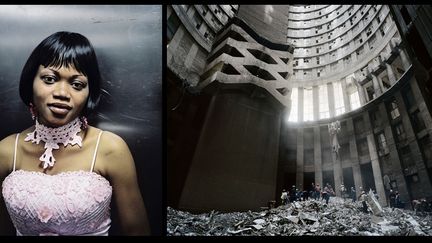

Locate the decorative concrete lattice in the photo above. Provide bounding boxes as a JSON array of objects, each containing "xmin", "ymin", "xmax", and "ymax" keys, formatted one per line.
[{"xmin": 198, "ymin": 21, "xmax": 294, "ymax": 108}]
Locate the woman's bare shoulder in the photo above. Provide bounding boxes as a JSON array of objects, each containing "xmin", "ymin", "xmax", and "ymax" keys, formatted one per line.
[
  {"xmin": 97, "ymin": 130, "xmax": 133, "ymax": 170},
  {"xmin": 0, "ymin": 127, "xmax": 35, "ymax": 174},
  {"xmin": 0, "ymin": 133, "xmax": 20, "ymax": 155},
  {"xmin": 0, "ymin": 133, "xmax": 20, "ymax": 175},
  {"xmin": 101, "ymin": 131, "xmax": 130, "ymax": 155}
]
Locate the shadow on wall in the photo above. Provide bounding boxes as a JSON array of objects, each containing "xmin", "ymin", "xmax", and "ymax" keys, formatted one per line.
[{"xmin": 0, "ymin": 5, "xmax": 162, "ymax": 235}]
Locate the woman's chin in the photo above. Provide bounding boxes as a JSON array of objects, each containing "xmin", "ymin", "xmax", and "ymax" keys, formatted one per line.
[{"xmin": 38, "ymin": 116, "xmax": 75, "ymax": 128}]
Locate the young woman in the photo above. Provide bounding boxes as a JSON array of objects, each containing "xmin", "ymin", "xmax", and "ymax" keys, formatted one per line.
[{"xmin": 0, "ymin": 31, "xmax": 150, "ymax": 235}]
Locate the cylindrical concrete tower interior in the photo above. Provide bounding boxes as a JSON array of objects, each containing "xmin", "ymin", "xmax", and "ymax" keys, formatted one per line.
[{"xmin": 167, "ymin": 5, "xmax": 432, "ymax": 212}]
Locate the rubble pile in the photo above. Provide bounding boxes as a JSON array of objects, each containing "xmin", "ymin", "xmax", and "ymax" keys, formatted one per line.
[{"xmin": 167, "ymin": 197, "xmax": 432, "ymax": 236}]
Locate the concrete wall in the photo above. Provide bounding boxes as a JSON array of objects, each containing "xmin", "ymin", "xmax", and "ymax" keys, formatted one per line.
[
  {"xmin": 178, "ymin": 86, "xmax": 283, "ymax": 212},
  {"xmin": 236, "ymin": 5, "xmax": 290, "ymax": 44}
]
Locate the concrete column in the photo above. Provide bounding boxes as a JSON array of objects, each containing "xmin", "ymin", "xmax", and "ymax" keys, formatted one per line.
[
  {"xmin": 378, "ymin": 103, "xmax": 408, "ymax": 205},
  {"xmin": 363, "ymin": 110, "xmax": 386, "ymax": 204},
  {"xmin": 376, "ymin": 74, "xmax": 385, "ymax": 93},
  {"xmin": 298, "ymin": 88, "xmax": 304, "ymax": 122},
  {"xmin": 386, "ymin": 63, "xmax": 397, "ymax": 85},
  {"xmin": 185, "ymin": 43, "xmax": 199, "ymax": 69},
  {"xmin": 328, "ymin": 120, "xmax": 343, "ymax": 197},
  {"xmin": 385, "ymin": 44, "xmax": 392, "ymax": 57},
  {"xmin": 178, "ymin": 90, "xmax": 284, "ymax": 211},
  {"xmin": 167, "ymin": 27, "xmax": 185, "ymax": 64},
  {"xmin": 314, "ymin": 126, "xmax": 323, "ymax": 188},
  {"xmin": 331, "ymin": 142, "xmax": 343, "ymax": 197},
  {"xmin": 313, "ymin": 85, "xmax": 319, "ymax": 121},
  {"xmin": 327, "ymin": 83, "xmax": 336, "ymax": 118},
  {"xmin": 370, "ymin": 70, "xmax": 382, "ymax": 96},
  {"xmin": 377, "ymin": 99, "xmax": 410, "ymax": 206},
  {"xmin": 341, "ymin": 78, "xmax": 351, "ymax": 112},
  {"xmin": 296, "ymin": 128, "xmax": 304, "ymax": 188},
  {"xmin": 347, "ymin": 118, "xmax": 364, "ymax": 198},
  {"xmin": 395, "ymin": 91, "xmax": 432, "ymax": 200},
  {"xmin": 352, "ymin": 163, "xmax": 363, "ymax": 199},
  {"xmin": 410, "ymin": 76, "xmax": 432, "ymax": 131},
  {"xmin": 355, "ymin": 80, "xmax": 367, "ymax": 105},
  {"xmin": 399, "ymin": 48, "xmax": 411, "ymax": 70},
  {"xmin": 366, "ymin": 133, "xmax": 387, "ymax": 206},
  {"xmin": 236, "ymin": 5, "xmax": 291, "ymax": 44}
]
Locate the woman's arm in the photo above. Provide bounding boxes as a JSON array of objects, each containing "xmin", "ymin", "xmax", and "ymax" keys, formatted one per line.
[
  {"xmin": 100, "ymin": 132, "xmax": 151, "ymax": 235},
  {"xmin": 0, "ymin": 135, "xmax": 18, "ymax": 235},
  {"xmin": 0, "ymin": 189, "xmax": 15, "ymax": 235}
]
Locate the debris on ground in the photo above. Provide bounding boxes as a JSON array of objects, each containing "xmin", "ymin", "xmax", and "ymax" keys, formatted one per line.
[{"xmin": 167, "ymin": 197, "xmax": 432, "ymax": 236}]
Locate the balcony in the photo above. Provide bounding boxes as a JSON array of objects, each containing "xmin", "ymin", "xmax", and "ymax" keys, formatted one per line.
[
  {"xmin": 371, "ymin": 56, "xmax": 387, "ymax": 75},
  {"xmin": 355, "ymin": 70, "xmax": 371, "ymax": 85}
]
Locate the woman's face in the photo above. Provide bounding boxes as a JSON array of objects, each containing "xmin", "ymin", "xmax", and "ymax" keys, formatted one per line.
[{"xmin": 32, "ymin": 65, "xmax": 89, "ymax": 127}]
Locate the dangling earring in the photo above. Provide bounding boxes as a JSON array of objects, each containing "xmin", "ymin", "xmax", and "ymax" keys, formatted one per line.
[
  {"xmin": 29, "ymin": 103, "xmax": 37, "ymax": 121},
  {"xmin": 80, "ymin": 116, "xmax": 88, "ymax": 130}
]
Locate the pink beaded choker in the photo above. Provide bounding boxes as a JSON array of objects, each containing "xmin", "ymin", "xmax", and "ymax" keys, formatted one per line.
[{"xmin": 24, "ymin": 118, "xmax": 83, "ymax": 169}]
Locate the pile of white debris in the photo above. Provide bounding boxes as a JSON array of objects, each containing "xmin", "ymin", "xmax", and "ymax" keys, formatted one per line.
[{"xmin": 167, "ymin": 195, "xmax": 432, "ymax": 236}]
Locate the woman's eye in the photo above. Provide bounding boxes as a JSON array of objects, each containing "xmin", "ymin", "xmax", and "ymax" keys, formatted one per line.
[
  {"xmin": 42, "ymin": 76, "xmax": 56, "ymax": 83},
  {"xmin": 71, "ymin": 81, "xmax": 86, "ymax": 90}
]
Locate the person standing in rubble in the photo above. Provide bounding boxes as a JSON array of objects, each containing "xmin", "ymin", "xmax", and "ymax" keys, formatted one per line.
[
  {"xmin": 358, "ymin": 190, "xmax": 368, "ymax": 213},
  {"xmin": 389, "ymin": 189, "xmax": 396, "ymax": 208},
  {"xmin": 289, "ymin": 185, "xmax": 297, "ymax": 203},
  {"xmin": 373, "ymin": 190, "xmax": 379, "ymax": 200},
  {"xmin": 310, "ymin": 182, "xmax": 315, "ymax": 200},
  {"xmin": 412, "ymin": 199, "xmax": 423, "ymax": 213},
  {"xmin": 350, "ymin": 187, "xmax": 356, "ymax": 202},
  {"xmin": 281, "ymin": 189, "xmax": 288, "ymax": 205},
  {"xmin": 302, "ymin": 188, "xmax": 309, "ymax": 201},
  {"xmin": 326, "ymin": 183, "xmax": 335, "ymax": 197},
  {"xmin": 412, "ymin": 198, "xmax": 430, "ymax": 213},
  {"xmin": 296, "ymin": 188, "xmax": 302, "ymax": 201},
  {"xmin": 322, "ymin": 185, "xmax": 331, "ymax": 205},
  {"xmin": 395, "ymin": 191, "xmax": 404, "ymax": 208},
  {"xmin": 315, "ymin": 183, "xmax": 321, "ymax": 200},
  {"xmin": 340, "ymin": 184, "xmax": 346, "ymax": 199}
]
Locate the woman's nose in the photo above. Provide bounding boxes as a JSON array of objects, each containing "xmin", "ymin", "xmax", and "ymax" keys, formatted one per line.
[{"xmin": 52, "ymin": 81, "xmax": 71, "ymax": 100}]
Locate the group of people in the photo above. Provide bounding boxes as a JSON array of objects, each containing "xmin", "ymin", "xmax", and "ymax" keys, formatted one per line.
[
  {"xmin": 412, "ymin": 198, "xmax": 432, "ymax": 213},
  {"xmin": 280, "ymin": 186, "xmax": 309, "ymax": 205},
  {"xmin": 388, "ymin": 189, "xmax": 404, "ymax": 209},
  {"xmin": 281, "ymin": 183, "xmax": 431, "ymax": 215},
  {"xmin": 280, "ymin": 185, "xmax": 310, "ymax": 205},
  {"xmin": 280, "ymin": 182, "xmax": 383, "ymax": 210},
  {"xmin": 280, "ymin": 182, "xmax": 337, "ymax": 206}
]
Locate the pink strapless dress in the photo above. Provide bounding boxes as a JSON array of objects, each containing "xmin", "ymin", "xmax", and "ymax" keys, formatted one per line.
[{"xmin": 2, "ymin": 170, "xmax": 112, "ymax": 236}]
